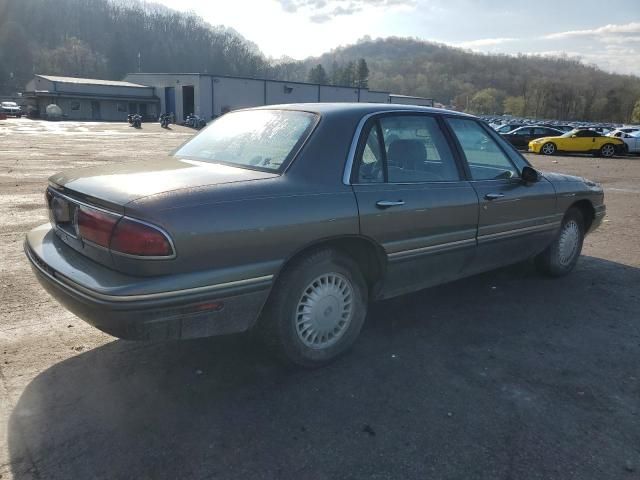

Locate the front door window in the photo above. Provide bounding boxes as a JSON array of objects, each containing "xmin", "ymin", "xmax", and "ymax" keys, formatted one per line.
[{"xmin": 447, "ymin": 118, "xmax": 519, "ymax": 180}]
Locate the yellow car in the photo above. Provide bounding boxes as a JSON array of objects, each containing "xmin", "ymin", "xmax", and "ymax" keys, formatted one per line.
[{"xmin": 528, "ymin": 129, "xmax": 625, "ymax": 157}]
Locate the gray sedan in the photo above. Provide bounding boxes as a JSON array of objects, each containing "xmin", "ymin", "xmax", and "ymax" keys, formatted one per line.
[{"xmin": 25, "ymin": 104, "xmax": 605, "ymax": 366}]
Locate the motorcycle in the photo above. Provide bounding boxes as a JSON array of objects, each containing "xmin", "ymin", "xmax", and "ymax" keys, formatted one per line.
[
  {"xmin": 185, "ymin": 113, "xmax": 206, "ymax": 130},
  {"xmin": 132, "ymin": 113, "xmax": 142, "ymax": 129},
  {"xmin": 159, "ymin": 113, "xmax": 171, "ymax": 129},
  {"xmin": 127, "ymin": 113, "xmax": 134, "ymax": 125}
]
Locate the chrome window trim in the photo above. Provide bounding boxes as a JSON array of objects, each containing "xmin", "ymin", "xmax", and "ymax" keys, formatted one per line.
[
  {"xmin": 343, "ymin": 110, "xmax": 472, "ymax": 186},
  {"xmin": 343, "ymin": 111, "xmax": 379, "ymax": 185},
  {"xmin": 344, "ymin": 110, "xmax": 457, "ymax": 186}
]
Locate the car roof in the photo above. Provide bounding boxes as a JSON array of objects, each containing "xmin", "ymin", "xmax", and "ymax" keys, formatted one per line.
[{"xmin": 247, "ymin": 102, "xmax": 475, "ymax": 118}]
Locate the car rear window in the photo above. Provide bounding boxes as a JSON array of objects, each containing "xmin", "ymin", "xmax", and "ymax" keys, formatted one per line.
[{"xmin": 174, "ymin": 109, "xmax": 317, "ymax": 172}]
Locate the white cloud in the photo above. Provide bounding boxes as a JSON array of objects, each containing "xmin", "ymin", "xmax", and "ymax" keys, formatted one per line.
[
  {"xmin": 457, "ymin": 37, "xmax": 517, "ymax": 49},
  {"xmin": 276, "ymin": 0, "xmax": 416, "ymax": 22},
  {"xmin": 544, "ymin": 22, "xmax": 640, "ymax": 39}
]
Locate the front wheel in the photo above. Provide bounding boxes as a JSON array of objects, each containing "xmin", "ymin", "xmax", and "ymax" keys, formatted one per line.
[
  {"xmin": 256, "ymin": 249, "xmax": 368, "ymax": 367},
  {"xmin": 600, "ymin": 143, "xmax": 616, "ymax": 158},
  {"xmin": 536, "ymin": 208, "xmax": 585, "ymax": 277},
  {"xmin": 540, "ymin": 142, "xmax": 556, "ymax": 155}
]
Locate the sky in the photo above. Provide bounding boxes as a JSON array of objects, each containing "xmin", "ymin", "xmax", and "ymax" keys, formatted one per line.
[{"xmin": 152, "ymin": 0, "xmax": 640, "ymax": 76}]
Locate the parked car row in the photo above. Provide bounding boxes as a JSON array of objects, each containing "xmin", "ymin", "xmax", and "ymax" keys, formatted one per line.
[
  {"xmin": 482, "ymin": 115, "xmax": 628, "ymax": 137},
  {"xmin": 490, "ymin": 117, "xmax": 639, "ymax": 157}
]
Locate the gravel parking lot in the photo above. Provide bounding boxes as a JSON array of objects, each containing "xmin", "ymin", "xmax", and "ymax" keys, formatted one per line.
[{"xmin": 1, "ymin": 118, "xmax": 639, "ymax": 480}]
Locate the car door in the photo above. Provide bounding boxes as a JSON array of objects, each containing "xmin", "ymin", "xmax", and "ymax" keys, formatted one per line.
[
  {"xmin": 572, "ymin": 130, "xmax": 599, "ymax": 151},
  {"xmin": 349, "ymin": 113, "xmax": 479, "ymax": 298},
  {"xmin": 534, "ymin": 127, "xmax": 555, "ymax": 141},
  {"xmin": 445, "ymin": 117, "xmax": 558, "ymax": 275},
  {"xmin": 511, "ymin": 127, "xmax": 533, "ymax": 148}
]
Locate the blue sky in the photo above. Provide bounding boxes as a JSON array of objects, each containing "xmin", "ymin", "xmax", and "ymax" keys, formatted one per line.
[{"xmin": 153, "ymin": 0, "xmax": 640, "ymax": 75}]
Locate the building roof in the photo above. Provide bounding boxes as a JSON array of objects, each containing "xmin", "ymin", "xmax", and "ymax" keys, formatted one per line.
[
  {"xmin": 125, "ymin": 72, "xmax": 389, "ymax": 93},
  {"xmin": 389, "ymin": 93, "xmax": 434, "ymax": 100},
  {"xmin": 36, "ymin": 75, "xmax": 151, "ymax": 89}
]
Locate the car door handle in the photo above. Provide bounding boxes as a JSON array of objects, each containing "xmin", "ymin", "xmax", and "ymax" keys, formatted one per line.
[
  {"xmin": 376, "ymin": 200, "xmax": 405, "ymax": 208},
  {"xmin": 484, "ymin": 193, "xmax": 505, "ymax": 201}
]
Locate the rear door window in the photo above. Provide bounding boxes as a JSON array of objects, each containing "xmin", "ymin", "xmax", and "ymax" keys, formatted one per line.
[
  {"xmin": 356, "ymin": 124, "xmax": 384, "ymax": 183},
  {"xmin": 379, "ymin": 115, "xmax": 460, "ymax": 183}
]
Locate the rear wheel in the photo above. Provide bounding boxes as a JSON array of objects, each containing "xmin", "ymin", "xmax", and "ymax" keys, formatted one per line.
[
  {"xmin": 600, "ymin": 143, "xmax": 616, "ymax": 157},
  {"xmin": 536, "ymin": 208, "xmax": 585, "ymax": 277},
  {"xmin": 540, "ymin": 142, "xmax": 556, "ymax": 155},
  {"xmin": 257, "ymin": 249, "xmax": 368, "ymax": 367}
]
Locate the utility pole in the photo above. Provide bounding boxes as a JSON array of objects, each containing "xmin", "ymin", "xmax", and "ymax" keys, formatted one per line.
[{"xmin": 137, "ymin": 52, "xmax": 141, "ymax": 73}]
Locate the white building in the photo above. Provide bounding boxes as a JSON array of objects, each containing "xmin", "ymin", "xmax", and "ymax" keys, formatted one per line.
[
  {"xmin": 23, "ymin": 72, "xmax": 435, "ymax": 122},
  {"xmin": 124, "ymin": 73, "xmax": 394, "ymax": 121},
  {"xmin": 24, "ymin": 75, "xmax": 159, "ymax": 121}
]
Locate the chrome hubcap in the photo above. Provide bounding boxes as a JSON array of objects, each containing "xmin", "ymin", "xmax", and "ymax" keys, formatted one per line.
[
  {"xmin": 542, "ymin": 143, "xmax": 554, "ymax": 154},
  {"xmin": 295, "ymin": 273, "xmax": 353, "ymax": 349},
  {"xmin": 602, "ymin": 145, "xmax": 615, "ymax": 157},
  {"xmin": 558, "ymin": 220, "xmax": 580, "ymax": 266}
]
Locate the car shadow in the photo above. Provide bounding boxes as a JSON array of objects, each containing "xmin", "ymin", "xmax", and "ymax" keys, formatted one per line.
[{"xmin": 8, "ymin": 256, "xmax": 640, "ymax": 479}]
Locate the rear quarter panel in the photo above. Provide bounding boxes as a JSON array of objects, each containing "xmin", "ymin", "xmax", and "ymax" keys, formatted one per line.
[{"xmin": 121, "ymin": 109, "xmax": 363, "ymax": 280}]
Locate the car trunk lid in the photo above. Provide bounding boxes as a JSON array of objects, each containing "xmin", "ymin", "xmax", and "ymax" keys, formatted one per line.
[{"xmin": 49, "ymin": 156, "xmax": 279, "ymax": 209}]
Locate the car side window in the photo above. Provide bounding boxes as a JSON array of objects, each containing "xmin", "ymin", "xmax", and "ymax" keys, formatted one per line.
[
  {"xmin": 576, "ymin": 130, "xmax": 595, "ymax": 137},
  {"xmin": 515, "ymin": 128, "xmax": 532, "ymax": 136},
  {"xmin": 534, "ymin": 128, "xmax": 549, "ymax": 135},
  {"xmin": 379, "ymin": 115, "xmax": 459, "ymax": 183},
  {"xmin": 447, "ymin": 118, "xmax": 519, "ymax": 181},
  {"xmin": 356, "ymin": 124, "xmax": 384, "ymax": 183}
]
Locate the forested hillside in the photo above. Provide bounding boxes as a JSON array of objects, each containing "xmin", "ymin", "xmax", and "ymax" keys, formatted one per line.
[
  {"xmin": 309, "ymin": 37, "xmax": 640, "ymax": 123},
  {"xmin": 0, "ymin": 0, "xmax": 297, "ymax": 92},
  {"xmin": 1, "ymin": 0, "xmax": 639, "ymax": 122}
]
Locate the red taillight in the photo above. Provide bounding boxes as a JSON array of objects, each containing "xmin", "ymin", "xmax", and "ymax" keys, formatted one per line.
[
  {"xmin": 110, "ymin": 218, "xmax": 173, "ymax": 257},
  {"xmin": 77, "ymin": 207, "xmax": 119, "ymax": 247}
]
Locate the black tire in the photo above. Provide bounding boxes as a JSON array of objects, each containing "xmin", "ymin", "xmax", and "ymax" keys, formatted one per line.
[
  {"xmin": 599, "ymin": 143, "xmax": 616, "ymax": 158},
  {"xmin": 256, "ymin": 249, "xmax": 368, "ymax": 367},
  {"xmin": 535, "ymin": 208, "xmax": 585, "ymax": 277},
  {"xmin": 540, "ymin": 142, "xmax": 556, "ymax": 155}
]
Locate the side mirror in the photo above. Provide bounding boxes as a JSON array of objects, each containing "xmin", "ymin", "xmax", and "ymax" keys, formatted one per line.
[{"xmin": 521, "ymin": 166, "xmax": 540, "ymax": 184}]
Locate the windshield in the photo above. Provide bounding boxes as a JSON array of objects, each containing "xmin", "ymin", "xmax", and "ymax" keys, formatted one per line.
[{"xmin": 174, "ymin": 109, "xmax": 317, "ymax": 172}]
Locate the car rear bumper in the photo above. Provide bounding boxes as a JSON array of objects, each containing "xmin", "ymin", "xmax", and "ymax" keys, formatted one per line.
[{"xmin": 25, "ymin": 224, "xmax": 272, "ymax": 341}]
